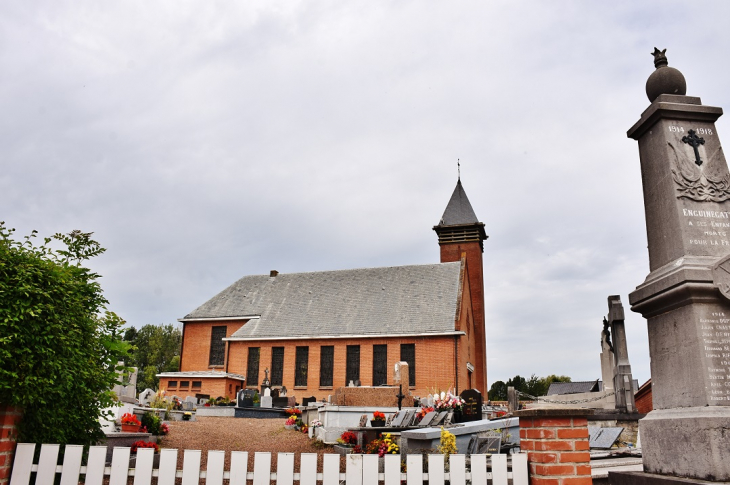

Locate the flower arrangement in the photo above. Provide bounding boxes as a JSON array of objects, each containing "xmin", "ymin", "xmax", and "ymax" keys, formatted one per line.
[
  {"xmin": 372, "ymin": 411, "xmax": 385, "ymax": 420},
  {"xmin": 121, "ymin": 413, "xmax": 141, "ymax": 426},
  {"xmin": 300, "ymin": 425, "xmax": 308, "ymax": 434},
  {"xmin": 131, "ymin": 441, "xmax": 160, "ymax": 453},
  {"xmin": 285, "ymin": 407, "xmax": 302, "ymax": 416},
  {"xmin": 437, "ymin": 427, "xmax": 457, "ymax": 459},
  {"xmin": 365, "ymin": 433, "xmax": 399, "ymax": 457},
  {"xmin": 285, "ymin": 415, "xmax": 298, "ymax": 426},
  {"xmin": 160, "ymin": 422, "xmax": 170, "ymax": 435},
  {"xmin": 433, "ymin": 389, "xmax": 464, "ymax": 411},
  {"xmin": 337, "ymin": 431, "xmax": 358, "ymax": 445},
  {"xmin": 310, "ymin": 419, "xmax": 323, "ymax": 428},
  {"xmin": 183, "ymin": 412, "xmax": 192, "ymax": 421}
]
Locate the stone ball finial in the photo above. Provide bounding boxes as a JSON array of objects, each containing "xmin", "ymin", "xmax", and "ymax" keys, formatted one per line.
[{"xmin": 646, "ymin": 47, "xmax": 686, "ymax": 102}]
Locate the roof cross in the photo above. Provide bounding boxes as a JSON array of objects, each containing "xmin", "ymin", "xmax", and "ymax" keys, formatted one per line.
[{"xmin": 682, "ymin": 129, "xmax": 705, "ymax": 166}]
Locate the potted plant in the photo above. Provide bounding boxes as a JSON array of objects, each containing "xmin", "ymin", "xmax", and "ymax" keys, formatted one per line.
[
  {"xmin": 182, "ymin": 412, "xmax": 192, "ymax": 421},
  {"xmin": 371, "ymin": 411, "xmax": 386, "ymax": 427},
  {"xmin": 253, "ymin": 392, "xmax": 260, "ymax": 407},
  {"xmin": 121, "ymin": 413, "xmax": 142, "ymax": 432}
]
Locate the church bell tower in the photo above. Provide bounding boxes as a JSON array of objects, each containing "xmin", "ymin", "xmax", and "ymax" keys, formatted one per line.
[{"xmin": 433, "ymin": 178, "xmax": 488, "ymax": 392}]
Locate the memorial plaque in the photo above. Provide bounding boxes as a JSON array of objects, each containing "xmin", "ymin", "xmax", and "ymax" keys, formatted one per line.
[
  {"xmin": 588, "ymin": 426, "xmax": 623, "ymax": 449},
  {"xmin": 390, "ymin": 411, "xmax": 404, "ymax": 427},
  {"xmin": 359, "ymin": 414, "xmax": 368, "ymax": 427},
  {"xmin": 432, "ymin": 411, "xmax": 449, "ymax": 426},
  {"xmin": 460, "ymin": 389, "xmax": 483, "ymax": 422},
  {"xmin": 385, "ymin": 413, "xmax": 394, "ymax": 427},
  {"xmin": 417, "ymin": 411, "xmax": 437, "ymax": 427}
]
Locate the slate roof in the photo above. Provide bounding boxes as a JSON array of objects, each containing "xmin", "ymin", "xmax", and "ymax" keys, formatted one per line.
[
  {"xmin": 546, "ymin": 380, "xmax": 601, "ymax": 395},
  {"xmin": 437, "ymin": 179, "xmax": 480, "ymax": 226},
  {"xmin": 182, "ymin": 262, "xmax": 464, "ymax": 339},
  {"xmin": 547, "ymin": 379, "xmax": 640, "ymax": 395}
]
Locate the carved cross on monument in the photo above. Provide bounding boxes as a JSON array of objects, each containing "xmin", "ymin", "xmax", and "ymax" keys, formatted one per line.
[{"xmin": 682, "ymin": 129, "xmax": 706, "ymax": 166}]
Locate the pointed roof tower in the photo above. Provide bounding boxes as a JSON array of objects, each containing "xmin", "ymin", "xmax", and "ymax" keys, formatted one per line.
[{"xmin": 433, "ymin": 179, "xmax": 488, "ymax": 250}]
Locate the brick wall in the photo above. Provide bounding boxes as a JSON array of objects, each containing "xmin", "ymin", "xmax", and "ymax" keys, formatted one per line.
[
  {"xmin": 0, "ymin": 405, "xmax": 21, "ymax": 485},
  {"xmin": 515, "ymin": 408, "xmax": 593, "ymax": 485},
  {"xmin": 180, "ymin": 320, "xmax": 247, "ymax": 371},
  {"xmin": 226, "ymin": 335, "xmax": 461, "ymax": 401},
  {"xmin": 159, "ymin": 377, "xmax": 243, "ymax": 400}
]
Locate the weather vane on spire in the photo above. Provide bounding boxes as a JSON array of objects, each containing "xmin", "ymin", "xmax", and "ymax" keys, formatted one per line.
[{"xmin": 457, "ymin": 159, "xmax": 460, "ymax": 180}]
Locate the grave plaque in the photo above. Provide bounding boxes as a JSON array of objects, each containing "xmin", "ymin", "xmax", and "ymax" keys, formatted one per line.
[
  {"xmin": 460, "ymin": 389, "xmax": 483, "ymax": 422},
  {"xmin": 238, "ymin": 389, "xmax": 255, "ymax": 408},
  {"xmin": 359, "ymin": 414, "xmax": 368, "ymax": 427},
  {"xmin": 417, "ymin": 411, "xmax": 437, "ymax": 427},
  {"xmin": 625, "ymin": 49, "xmax": 730, "ymax": 481},
  {"xmin": 432, "ymin": 411, "xmax": 449, "ymax": 426},
  {"xmin": 390, "ymin": 411, "xmax": 404, "ymax": 427},
  {"xmin": 588, "ymin": 426, "xmax": 623, "ymax": 450}
]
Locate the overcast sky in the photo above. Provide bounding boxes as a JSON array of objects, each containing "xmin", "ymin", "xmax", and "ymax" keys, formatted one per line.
[{"xmin": 4, "ymin": 1, "xmax": 730, "ymax": 387}]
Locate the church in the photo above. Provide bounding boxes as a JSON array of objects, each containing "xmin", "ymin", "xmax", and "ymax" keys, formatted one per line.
[{"xmin": 158, "ymin": 179, "xmax": 488, "ymax": 402}]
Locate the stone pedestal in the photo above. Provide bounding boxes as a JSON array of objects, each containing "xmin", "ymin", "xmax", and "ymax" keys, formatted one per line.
[{"xmin": 627, "ymin": 60, "xmax": 730, "ymax": 482}]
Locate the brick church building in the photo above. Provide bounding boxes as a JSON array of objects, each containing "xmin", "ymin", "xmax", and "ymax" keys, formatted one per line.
[{"xmin": 158, "ymin": 179, "xmax": 488, "ymax": 402}]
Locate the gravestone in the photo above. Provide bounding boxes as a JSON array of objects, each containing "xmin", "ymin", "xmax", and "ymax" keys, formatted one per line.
[
  {"xmin": 139, "ymin": 388, "xmax": 155, "ymax": 407},
  {"xmin": 182, "ymin": 400, "xmax": 195, "ymax": 411},
  {"xmin": 302, "ymin": 396, "xmax": 317, "ymax": 406},
  {"xmin": 618, "ymin": 48, "xmax": 730, "ymax": 483},
  {"xmin": 237, "ymin": 389, "xmax": 255, "ymax": 407},
  {"xmin": 261, "ymin": 388, "xmax": 273, "ymax": 408},
  {"xmin": 270, "ymin": 388, "xmax": 279, "ymax": 398},
  {"xmin": 459, "ymin": 389, "xmax": 483, "ymax": 422},
  {"xmin": 393, "ymin": 361, "xmax": 410, "ymax": 389}
]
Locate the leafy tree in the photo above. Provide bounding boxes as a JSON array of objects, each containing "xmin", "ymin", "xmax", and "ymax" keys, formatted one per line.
[
  {"xmin": 488, "ymin": 374, "xmax": 572, "ymax": 401},
  {"xmin": 125, "ymin": 323, "xmax": 182, "ymax": 392},
  {"xmin": 0, "ymin": 224, "xmax": 130, "ymax": 445},
  {"xmin": 488, "ymin": 380, "xmax": 507, "ymax": 401}
]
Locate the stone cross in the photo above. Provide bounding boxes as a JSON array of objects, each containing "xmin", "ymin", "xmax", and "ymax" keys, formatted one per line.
[{"xmin": 682, "ymin": 129, "xmax": 705, "ymax": 166}]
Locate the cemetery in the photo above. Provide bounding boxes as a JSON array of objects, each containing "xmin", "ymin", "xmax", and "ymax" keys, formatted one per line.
[{"xmin": 3, "ymin": 48, "xmax": 730, "ymax": 485}]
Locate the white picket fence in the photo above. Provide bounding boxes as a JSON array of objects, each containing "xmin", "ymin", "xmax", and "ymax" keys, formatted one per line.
[{"xmin": 9, "ymin": 443, "xmax": 529, "ymax": 485}]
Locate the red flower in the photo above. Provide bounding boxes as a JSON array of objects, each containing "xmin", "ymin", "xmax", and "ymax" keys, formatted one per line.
[{"xmin": 131, "ymin": 441, "xmax": 159, "ymax": 453}]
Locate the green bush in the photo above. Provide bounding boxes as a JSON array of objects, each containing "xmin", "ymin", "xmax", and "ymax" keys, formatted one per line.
[
  {"xmin": 0, "ymin": 224, "xmax": 130, "ymax": 445},
  {"xmin": 140, "ymin": 412, "xmax": 162, "ymax": 435}
]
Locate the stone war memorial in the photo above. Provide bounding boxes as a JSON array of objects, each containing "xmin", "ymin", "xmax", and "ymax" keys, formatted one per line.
[{"xmin": 611, "ymin": 49, "xmax": 730, "ymax": 484}]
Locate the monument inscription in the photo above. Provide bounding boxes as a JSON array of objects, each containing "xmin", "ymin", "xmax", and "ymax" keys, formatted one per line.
[{"xmin": 698, "ymin": 308, "xmax": 730, "ymax": 403}]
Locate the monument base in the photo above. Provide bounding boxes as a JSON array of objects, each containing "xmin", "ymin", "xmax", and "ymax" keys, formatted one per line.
[
  {"xmin": 639, "ymin": 407, "xmax": 730, "ymax": 481},
  {"xmin": 609, "ymin": 471, "xmax": 729, "ymax": 485}
]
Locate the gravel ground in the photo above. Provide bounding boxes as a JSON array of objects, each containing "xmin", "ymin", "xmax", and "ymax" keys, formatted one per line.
[{"xmin": 160, "ymin": 417, "xmax": 337, "ymax": 472}]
